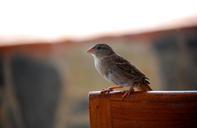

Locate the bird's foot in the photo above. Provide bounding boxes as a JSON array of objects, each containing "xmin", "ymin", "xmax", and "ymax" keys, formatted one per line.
[
  {"xmin": 122, "ymin": 87, "xmax": 134, "ymax": 100},
  {"xmin": 101, "ymin": 88, "xmax": 113, "ymax": 94},
  {"xmin": 101, "ymin": 85, "xmax": 123, "ymax": 94}
]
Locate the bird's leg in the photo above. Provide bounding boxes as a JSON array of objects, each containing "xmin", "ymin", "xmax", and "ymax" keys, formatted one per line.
[
  {"xmin": 122, "ymin": 87, "xmax": 134, "ymax": 100},
  {"xmin": 101, "ymin": 85, "xmax": 123, "ymax": 94}
]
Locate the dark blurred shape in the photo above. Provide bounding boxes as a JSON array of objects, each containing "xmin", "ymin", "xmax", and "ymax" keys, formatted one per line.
[
  {"xmin": 153, "ymin": 30, "xmax": 197, "ymax": 90},
  {"xmin": 10, "ymin": 55, "xmax": 62, "ymax": 128},
  {"xmin": 0, "ymin": 56, "xmax": 4, "ymax": 87},
  {"xmin": 186, "ymin": 34, "xmax": 197, "ymax": 87},
  {"xmin": 0, "ymin": 42, "xmax": 68, "ymax": 128},
  {"xmin": 153, "ymin": 34, "xmax": 180, "ymax": 89}
]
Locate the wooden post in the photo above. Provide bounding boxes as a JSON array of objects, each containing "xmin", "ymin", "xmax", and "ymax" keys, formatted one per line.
[{"xmin": 89, "ymin": 91, "xmax": 197, "ymax": 128}]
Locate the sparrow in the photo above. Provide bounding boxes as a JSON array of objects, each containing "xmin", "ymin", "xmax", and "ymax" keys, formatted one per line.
[{"xmin": 87, "ymin": 43, "xmax": 152, "ymax": 99}]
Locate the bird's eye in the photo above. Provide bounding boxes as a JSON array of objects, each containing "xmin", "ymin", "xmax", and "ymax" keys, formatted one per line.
[{"xmin": 97, "ymin": 46, "xmax": 101, "ymax": 50}]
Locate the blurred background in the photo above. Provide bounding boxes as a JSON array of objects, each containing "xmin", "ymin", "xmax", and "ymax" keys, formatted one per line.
[{"xmin": 0, "ymin": 0, "xmax": 197, "ymax": 128}]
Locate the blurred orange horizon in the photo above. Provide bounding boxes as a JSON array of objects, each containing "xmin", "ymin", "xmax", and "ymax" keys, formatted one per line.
[{"xmin": 0, "ymin": 16, "xmax": 197, "ymax": 46}]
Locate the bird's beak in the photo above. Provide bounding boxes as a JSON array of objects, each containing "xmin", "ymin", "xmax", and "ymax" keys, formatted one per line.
[{"xmin": 87, "ymin": 48, "xmax": 95, "ymax": 54}]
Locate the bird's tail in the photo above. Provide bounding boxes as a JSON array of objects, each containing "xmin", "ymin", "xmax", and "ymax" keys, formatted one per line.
[
  {"xmin": 142, "ymin": 84, "xmax": 152, "ymax": 91},
  {"xmin": 134, "ymin": 77, "xmax": 152, "ymax": 91}
]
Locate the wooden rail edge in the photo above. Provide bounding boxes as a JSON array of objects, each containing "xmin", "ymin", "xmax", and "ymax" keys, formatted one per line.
[{"xmin": 89, "ymin": 91, "xmax": 197, "ymax": 128}]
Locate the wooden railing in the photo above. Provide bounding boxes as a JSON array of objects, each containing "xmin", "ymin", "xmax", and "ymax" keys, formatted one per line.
[{"xmin": 89, "ymin": 91, "xmax": 197, "ymax": 128}]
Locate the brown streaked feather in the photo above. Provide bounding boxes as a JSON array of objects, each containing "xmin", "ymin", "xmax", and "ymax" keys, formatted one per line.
[{"xmin": 103, "ymin": 54, "xmax": 150, "ymax": 86}]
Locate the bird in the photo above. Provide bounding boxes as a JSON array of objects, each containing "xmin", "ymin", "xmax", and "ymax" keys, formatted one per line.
[{"xmin": 87, "ymin": 43, "xmax": 152, "ymax": 99}]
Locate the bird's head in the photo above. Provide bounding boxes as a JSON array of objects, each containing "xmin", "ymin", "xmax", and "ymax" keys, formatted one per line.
[{"xmin": 87, "ymin": 44, "xmax": 115, "ymax": 58}]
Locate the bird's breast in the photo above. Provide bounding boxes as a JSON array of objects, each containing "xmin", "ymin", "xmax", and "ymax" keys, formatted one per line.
[
  {"xmin": 93, "ymin": 57, "xmax": 109, "ymax": 79},
  {"xmin": 93, "ymin": 57, "xmax": 103, "ymax": 74}
]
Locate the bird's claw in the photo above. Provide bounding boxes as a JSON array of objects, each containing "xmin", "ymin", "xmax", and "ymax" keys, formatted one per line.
[
  {"xmin": 122, "ymin": 91, "xmax": 129, "ymax": 100},
  {"xmin": 101, "ymin": 88, "xmax": 113, "ymax": 94},
  {"xmin": 122, "ymin": 89, "xmax": 134, "ymax": 100}
]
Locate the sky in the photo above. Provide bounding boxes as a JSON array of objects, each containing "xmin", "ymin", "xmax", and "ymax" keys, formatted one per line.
[{"xmin": 0, "ymin": 0, "xmax": 197, "ymax": 40}]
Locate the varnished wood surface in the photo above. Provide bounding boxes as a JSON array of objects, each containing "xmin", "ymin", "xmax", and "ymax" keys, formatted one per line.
[{"xmin": 89, "ymin": 91, "xmax": 197, "ymax": 128}]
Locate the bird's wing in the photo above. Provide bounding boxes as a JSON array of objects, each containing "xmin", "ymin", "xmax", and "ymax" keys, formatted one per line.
[{"xmin": 111, "ymin": 55, "xmax": 149, "ymax": 84}]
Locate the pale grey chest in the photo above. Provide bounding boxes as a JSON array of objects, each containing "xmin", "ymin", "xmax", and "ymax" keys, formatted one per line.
[{"xmin": 94, "ymin": 57, "xmax": 103, "ymax": 75}]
